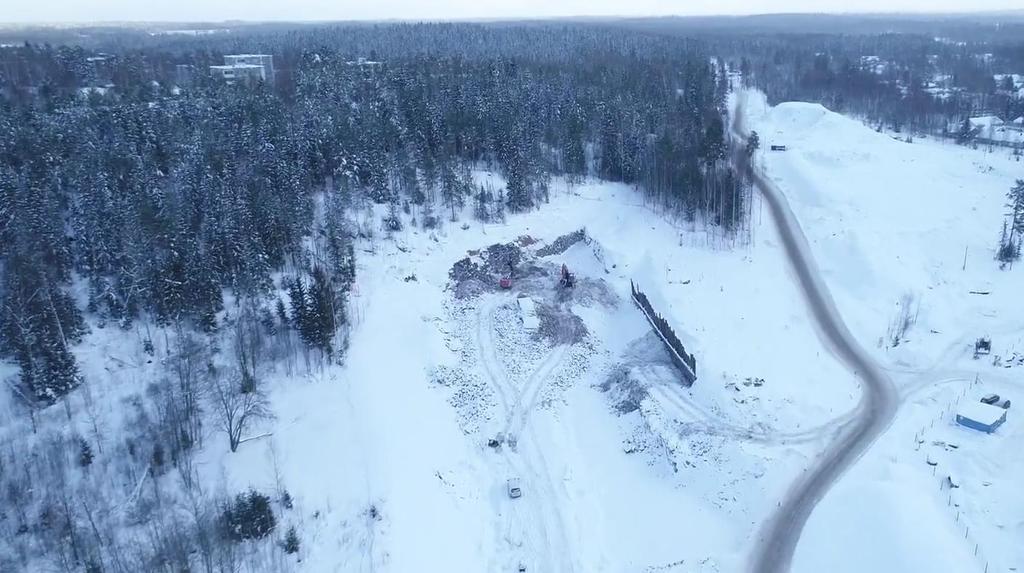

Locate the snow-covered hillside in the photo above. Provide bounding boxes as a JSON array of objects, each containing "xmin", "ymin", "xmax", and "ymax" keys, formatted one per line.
[{"xmin": 745, "ymin": 92, "xmax": 1024, "ymax": 573}]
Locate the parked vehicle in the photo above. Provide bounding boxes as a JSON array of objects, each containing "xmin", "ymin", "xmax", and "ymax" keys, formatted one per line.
[
  {"xmin": 981, "ymin": 394, "xmax": 1000, "ymax": 405},
  {"xmin": 770, "ymin": 144, "xmax": 787, "ymax": 151},
  {"xmin": 507, "ymin": 478, "xmax": 522, "ymax": 499}
]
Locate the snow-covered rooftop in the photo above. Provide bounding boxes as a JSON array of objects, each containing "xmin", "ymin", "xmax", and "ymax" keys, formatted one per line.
[
  {"xmin": 969, "ymin": 116, "xmax": 1003, "ymax": 128},
  {"xmin": 210, "ymin": 64, "xmax": 265, "ymax": 70},
  {"xmin": 957, "ymin": 401, "xmax": 1007, "ymax": 426}
]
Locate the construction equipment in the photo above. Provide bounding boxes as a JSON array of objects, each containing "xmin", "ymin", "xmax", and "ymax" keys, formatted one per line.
[
  {"xmin": 559, "ymin": 264, "xmax": 576, "ymax": 288},
  {"xmin": 500, "ymin": 261, "xmax": 515, "ymax": 289},
  {"xmin": 974, "ymin": 337, "xmax": 991, "ymax": 358}
]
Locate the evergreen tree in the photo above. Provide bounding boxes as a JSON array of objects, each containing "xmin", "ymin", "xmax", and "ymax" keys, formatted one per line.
[
  {"xmin": 307, "ymin": 266, "xmax": 341, "ymax": 356},
  {"xmin": 283, "ymin": 526, "xmax": 300, "ymax": 555},
  {"xmin": 221, "ymin": 489, "xmax": 277, "ymax": 542},
  {"xmin": 745, "ymin": 131, "xmax": 760, "ymax": 157},
  {"xmin": 78, "ymin": 437, "xmax": 94, "ymax": 468},
  {"xmin": 1008, "ymin": 179, "xmax": 1024, "ymax": 240},
  {"xmin": 956, "ymin": 118, "xmax": 976, "ymax": 145}
]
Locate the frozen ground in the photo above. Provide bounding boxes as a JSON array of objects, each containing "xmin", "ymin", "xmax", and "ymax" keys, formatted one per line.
[
  {"xmin": 744, "ymin": 90, "xmax": 1024, "ymax": 573},
  {"xmin": 207, "ymin": 167, "xmax": 862, "ymax": 571},
  {"xmin": 0, "ymin": 156, "xmax": 918, "ymax": 572},
  {"xmin": 1, "ymin": 166, "xmax": 855, "ymax": 572}
]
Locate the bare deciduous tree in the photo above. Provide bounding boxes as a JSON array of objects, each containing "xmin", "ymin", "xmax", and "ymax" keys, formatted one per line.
[{"xmin": 210, "ymin": 373, "xmax": 271, "ymax": 453}]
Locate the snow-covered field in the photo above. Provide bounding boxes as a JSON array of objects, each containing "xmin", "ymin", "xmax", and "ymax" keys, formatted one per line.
[
  {"xmin": 260, "ymin": 171, "xmax": 859, "ymax": 572},
  {"xmin": 745, "ymin": 92, "xmax": 1023, "ymax": 573}
]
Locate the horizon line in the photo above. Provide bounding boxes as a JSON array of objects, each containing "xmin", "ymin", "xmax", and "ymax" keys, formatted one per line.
[{"xmin": 3, "ymin": 9, "xmax": 1024, "ymax": 29}]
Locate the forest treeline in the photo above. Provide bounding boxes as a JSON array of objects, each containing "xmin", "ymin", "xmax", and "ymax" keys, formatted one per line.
[{"xmin": 0, "ymin": 23, "xmax": 742, "ymax": 405}]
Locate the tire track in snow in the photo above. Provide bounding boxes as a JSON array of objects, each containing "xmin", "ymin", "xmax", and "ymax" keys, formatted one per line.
[
  {"xmin": 476, "ymin": 296, "xmax": 564, "ymax": 572},
  {"xmin": 507, "ymin": 342, "xmax": 570, "ymax": 439},
  {"xmin": 646, "ymin": 384, "xmax": 854, "ymax": 446},
  {"xmin": 475, "ymin": 295, "xmax": 576, "ymax": 573},
  {"xmin": 510, "ymin": 341, "xmax": 576, "ymax": 573},
  {"xmin": 476, "ymin": 297, "xmax": 551, "ymax": 572}
]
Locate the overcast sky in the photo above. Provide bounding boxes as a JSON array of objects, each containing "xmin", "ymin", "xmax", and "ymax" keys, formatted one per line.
[{"xmin": 4, "ymin": 0, "xmax": 1020, "ymax": 24}]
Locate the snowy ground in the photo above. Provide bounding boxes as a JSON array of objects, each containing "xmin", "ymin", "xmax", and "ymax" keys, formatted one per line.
[
  {"xmin": 2, "ymin": 167, "xmax": 857, "ymax": 572},
  {"xmin": 745, "ymin": 91, "xmax": 1024, "ymax": 573},
  {"xmin": 229, "ymin": 168, "xmax": 865, "ymax": 572}
]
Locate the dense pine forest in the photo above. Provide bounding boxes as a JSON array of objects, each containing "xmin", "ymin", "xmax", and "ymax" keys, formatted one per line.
[
  {"xmin": 0, "ymin": 22, "xmax": 740, "ymax": 572},
  {"xmin": 0, "ymin": 23, "xmax": 737, "ymax": 403}
]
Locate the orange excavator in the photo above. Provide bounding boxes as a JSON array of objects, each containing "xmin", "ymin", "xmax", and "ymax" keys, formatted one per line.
[
  {"xmin": 559, "ymin": 264, "xmax": 576, "ymax": 288},
  {"xmin": 500, "ymin": 261, "xmax": 514, "ymax": 289}
]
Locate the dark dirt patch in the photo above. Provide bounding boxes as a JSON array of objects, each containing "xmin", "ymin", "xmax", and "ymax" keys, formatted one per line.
[
  {"xmin": 599, "ymin": 365, "xmax": 649, "ymax": 415},
  {"xmin": 449, "ymin": 242, "xmax": 521, "ymax": 298},
  {"xmin": 450, "ymin": 242, "xmax": 555, "ymax": 299},
  {"xmin": 536, "ymin": 302, "xmax": 588, "ymax": 345}
]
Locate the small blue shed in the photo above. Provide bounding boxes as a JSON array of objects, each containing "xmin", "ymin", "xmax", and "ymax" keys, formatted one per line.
[{"xmin": 956, "ymin": 402, "xmax": 1007, "ymax": 434}]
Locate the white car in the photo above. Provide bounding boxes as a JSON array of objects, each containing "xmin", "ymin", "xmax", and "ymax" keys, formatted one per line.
[{"xmin": 507, "ymin": 478, "xmax": 522, "ymax": 499}]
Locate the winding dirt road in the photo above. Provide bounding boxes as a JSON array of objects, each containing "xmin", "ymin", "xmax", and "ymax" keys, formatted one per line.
[{"xmin": 732, "ymin": 93, "xmax": 899, "ymax": 573}]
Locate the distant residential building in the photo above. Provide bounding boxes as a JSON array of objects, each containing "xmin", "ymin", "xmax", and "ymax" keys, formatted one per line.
[
  {"xmin": 77, "ymin": 86, "xmax": 111, "ymax": 100},
  {"xmin": 210, "ymin": 54, "xmax": 274, "ymax": 84},
  {"xmin": 969, "ymin": 115, "xmax": 1024, "ymax": 148},
  {"xmin": 86, "ymin": 54, "xmax": 115, "ymax": 86},
  {"xmin": 345, "ymin": 57, "xmax": 384, "ymax": 79},
  {"xmin": 993, "ymin": 73, "xmax": 1023, "ymax": 90},
  {"xmin": 969, "ymin": 115, "xmax": 1003, "ymax": 129},
  {"xmin": 859, "ymin": 55, "xmax": 887, "ymax": 75}
]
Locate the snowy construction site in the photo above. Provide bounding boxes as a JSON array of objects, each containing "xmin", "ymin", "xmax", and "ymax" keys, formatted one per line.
[
  {"xmin": 280, "ymin": 92, "xmax": 1023, "ymax": 572},
  {"xmin": 4, "ymin": 88, "xmax": 1021, "ymax": 573}
]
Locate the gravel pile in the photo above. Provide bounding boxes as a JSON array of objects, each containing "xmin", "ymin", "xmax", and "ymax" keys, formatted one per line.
[
  {"xmin": 536, "ymin": 229, "xmax": 586, "ymax": 257},
  {"xmin": 536, "ymin": 302, "xmax": 588, "ymax": 345},
  {"xmin": 449, "ymin": 242, "xmax": 525, "ymax": 299}
]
